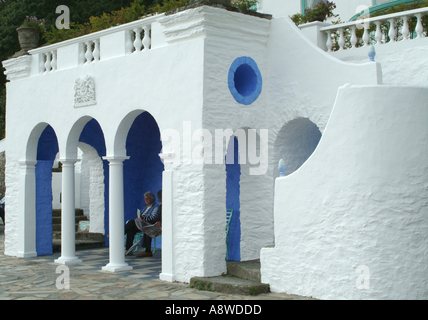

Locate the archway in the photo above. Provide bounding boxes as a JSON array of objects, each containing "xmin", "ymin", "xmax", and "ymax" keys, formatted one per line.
[
  {"xmin": 225, "ymin": 128, "xmax": 271, "ymax": 261},
  {"xmin": 122, "ymin": 111, "xmax": 164, "ymax": 249},
  {"xmin": 225, "ymin": 135, "xmax": 241, "ymax": 261},
  {"xmin": 77, "ymin": 119, "xmax": 108, "ymax": 238}
]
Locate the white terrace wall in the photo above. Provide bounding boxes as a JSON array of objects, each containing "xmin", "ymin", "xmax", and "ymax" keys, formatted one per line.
[
  {"xmin": 3, "ymin": 11, "xmax": 205, "ymax": 263},
  {"xmin": 5, "ymin": 4, "xmax": 423, "ymax": 286},
  {"xmin": 264, "ymin": 16, "xmax": 381, "ymax": 177},
  {"xmin": 261, "ymin": 84, "xmax": 428, "ymax": 300}
]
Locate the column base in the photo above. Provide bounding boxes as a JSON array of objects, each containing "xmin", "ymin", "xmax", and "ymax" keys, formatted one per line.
[
  {"xmin": 54, "ymin": 256, "xmax": 82, "ymax": 265},
  {"xmin": 159, "ymin": 273, "xmax": 175, "ymax": 282},
  {"xmin": 102, "ymin": 263, "xmax": 133, "ymax": 273},
  {"xmin": 16, "ymin": 251, "xmax": 37, "ymax": 258}
]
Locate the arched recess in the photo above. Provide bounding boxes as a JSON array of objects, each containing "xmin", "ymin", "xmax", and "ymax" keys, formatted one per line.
[
  {"xmin": 116, "ymin": 110, "xmax": 164, "ymax": 249},
  {"xmin": 225, "ymin": 135, "xmax": 241, "ymax": 261},
  {"xmin": 225, "ymin": 128, "xmax": 271, "ymax": 261},
  {"xmin": 274, "ymin": 117, "xmax": 322, "ymax": 178},
  {"xmin": 35, "ymin": 124, "xmax": 59, "ymax": 256}
]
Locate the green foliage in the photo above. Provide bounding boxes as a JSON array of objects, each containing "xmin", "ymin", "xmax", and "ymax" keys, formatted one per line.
[
  {"xmin": 19, "ymin": 15, "xmax": 46, "ymax": 32},
  {"xmin": 304, "ymin": 0, "xmax": 337, "ymax": 22},
  {"xmin": 231, "ymin": 0, "xmax": 258, "ymax": 11},
  {"xmin": 289, "ymin": 13, "xmax": 307, "ymax": 26},
  {"xmin": 0, "ymin": 0, "xmax": 138, "ymax": 86},
  {"xmin": 43, "ymin": 0, "xmax": 191, "ymax": 44},
  {"xmin": 148, "ymin": 0, "xmax": 189, "ymax": 13},
  {"xmin": 43, "ymin": 0, "xmax": 258, "ymax": 44}
]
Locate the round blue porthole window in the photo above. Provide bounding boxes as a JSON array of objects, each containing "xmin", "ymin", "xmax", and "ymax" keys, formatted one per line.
[{"xmin": 228, "ymin": 57, "xmax": 262, "ymax": 105}]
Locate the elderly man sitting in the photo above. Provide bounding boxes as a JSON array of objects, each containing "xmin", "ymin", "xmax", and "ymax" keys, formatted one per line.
[{"xmin": 124, "ymin": 191, "xmax": 161, "ymax": 257}]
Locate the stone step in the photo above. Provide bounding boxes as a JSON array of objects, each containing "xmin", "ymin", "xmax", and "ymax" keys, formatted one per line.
[
  {"xmin": 52, "ymin": 232, "xmax": 105, "ymax": 252},
  {"xmin": 52, "ymin": 208, "xmax": 84, "ymax": 217},
  {"xmin": 52, "ymin": 231, "xmax": 104, "ymax": 241},
  {"xmin": 52, "ymin": 209, "xmax": 104, "ymax": 252},
  {"xmin": 52, "ymin": 214, "xmax": 88, "ymax": 225},
  {"xmin": 190, "ymin": 275, "xmax": 270, "ymax": 296},
  {"xmin": 52, "ymin": 239, "xmax": 105, "ymax": 252},
  {"xmin": 227, "ymin": 259, "xmax": 261, "ymax": 283},
  {"xmin": 189, "ymin": 259, "xmax": 270, "ymax": 296}
]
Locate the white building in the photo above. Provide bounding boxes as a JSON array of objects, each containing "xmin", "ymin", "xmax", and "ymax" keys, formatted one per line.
[{"xmin": 2, "ymin": 0, "xmax": 428, "ymax": 299}]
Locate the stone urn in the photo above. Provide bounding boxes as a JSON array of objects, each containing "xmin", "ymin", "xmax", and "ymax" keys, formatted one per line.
[{"xmin": 16, "ymin": 27, "xmax": 40, "ymax": 51}]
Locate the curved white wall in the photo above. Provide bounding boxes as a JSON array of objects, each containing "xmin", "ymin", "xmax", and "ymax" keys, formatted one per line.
[{"xmin": 261, "ymin": 84, "xmax": 428, "ymax": 300}]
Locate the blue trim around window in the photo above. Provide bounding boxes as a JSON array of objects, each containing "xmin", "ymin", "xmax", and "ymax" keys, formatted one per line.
[{"xmin": 228, "ymin": 57, "xmax": 262, "ymax": 105}]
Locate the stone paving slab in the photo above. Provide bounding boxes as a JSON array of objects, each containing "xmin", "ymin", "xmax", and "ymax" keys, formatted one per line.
[{"xmin": 0, "ymin": 223, "xmax": 316, "ymax": 301}]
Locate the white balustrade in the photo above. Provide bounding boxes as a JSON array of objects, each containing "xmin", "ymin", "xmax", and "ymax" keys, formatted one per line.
[
  {"xmin": 79, "ymin": 39, "xmax": 100, "ymax": 64},
  {"xmin": 321, "ymin": 7, "xmax": 428, "ymax": 52},
  {"xmin": 128, "ymin": 23, "xmax": 152, "ymax": 54},
  {"xmin": 40, "ymin": 50, "xmax": 57, "ymax": 74},
  {"xmin": 24, "ymin": 13, "xmax": 163, "ymax": 77}
]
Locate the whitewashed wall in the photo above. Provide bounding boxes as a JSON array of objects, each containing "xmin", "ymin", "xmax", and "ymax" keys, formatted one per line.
[
  {"xmin": 261, "ymin": 84, "xmax": 428, "ymax": 300},
  {"xmin": 3, "ymin": 4, "xmax": 427, "ymax": 290}
]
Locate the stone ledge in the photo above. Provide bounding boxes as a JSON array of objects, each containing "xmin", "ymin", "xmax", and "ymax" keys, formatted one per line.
[
  {"xmin": 165, "ymin": 1, "xmax": 272, "ymax": 20},
  {"xmin": 190, "ymin": 275, "xmax": 270, "ymax": 296}
]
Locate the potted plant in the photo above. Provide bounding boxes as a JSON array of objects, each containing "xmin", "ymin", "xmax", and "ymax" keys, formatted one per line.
[
  {"xmin": 16, "ymin": 16, "xmax": 46, "ymax": 51},
  {"xmin": 305, "ymin": 1, "xmax": 337, "ymax": 22}
]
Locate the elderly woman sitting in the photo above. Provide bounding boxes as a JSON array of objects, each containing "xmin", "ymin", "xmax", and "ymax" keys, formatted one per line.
[{"xmin": 124, "ymin": 191, "xmax": 161, "ymax": 257}]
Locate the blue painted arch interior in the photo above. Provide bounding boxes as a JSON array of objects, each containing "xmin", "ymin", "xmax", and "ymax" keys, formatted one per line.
[
  {"xmin": 34, "ymin": 114, "xmax": 165, "ymax": 254},
  {"xmin": 225, "ymin": 136, "xmax": 241, "ymax": 261},
  {"xmin": 123, "ymin": 111, "xmax": 164, "ymax": 249},
  {"xmin": 36, "ymin": 125, "xmax": 59, "ymax": 256}
]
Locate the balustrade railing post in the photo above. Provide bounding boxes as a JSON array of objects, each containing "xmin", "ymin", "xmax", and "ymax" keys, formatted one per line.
[
  {"xmin": 44, "ymin": 52, "xmax": 51, "ymax": 74},
  {"xmin": 402, "ymin": 16, "xmax": 410, "ymax": 40},
  {"xmin": 325, "ymin": 30, "xmax": 332, "ymax": 52},
  {"xmin": 133, "ymin": 27, "xmax": 143, "ymax": 52},
  {"xmin": 93, "ymin": 39, "xmax": 100, "ymax": 61},
  {"xmin": 415, "ymin": 13, "xmax": 424, "ymax": 39},
  {"xmin": 338, "ymin": 28, "xmax": 345, "ymax": 50},
  {"xmin": 142, "ymin": 25, "xmax": 151, "ymax": 50},
  {"xmin": 85, "ymin": 41, "xmax": 93, "ymax": 63},
  {"xmin": 375, "ymin": 21, "xmax": 382, "ymax": 45},
  {"xmin": 363, "ymin": 24, "xmax": 370, "ymax": 46},
  {"xmin": 51, "ymin": 50, "xmax": 57, "ymax": 71},
  {"xmin": 388, "ymin": 18, "xmax": 396, "ymax": 43},
  {"xmin": 350, "ymin": 25, "xmax": 358, "ymax": 49}
]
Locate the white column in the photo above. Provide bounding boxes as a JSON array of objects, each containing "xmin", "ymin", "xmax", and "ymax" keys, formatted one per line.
[
  {"xmin": 102, "ymin": 156, "xmax": 133, "ymax": 272},
  {"xmin": 159, "ymin": 169, "xmax": 174, "ymax": 282},
  {"xmin": 17, "ymin": 160, "xmax": 37, "ymax": 258},
  {"xmin": 55, "ymin": 159, "xmax": 82, "ymax": 265}
]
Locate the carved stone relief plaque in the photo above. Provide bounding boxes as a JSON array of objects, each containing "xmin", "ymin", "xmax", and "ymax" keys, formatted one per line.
[{"xmin": 74, "ymin": 76, "xmax": 96, "ymax": 108}]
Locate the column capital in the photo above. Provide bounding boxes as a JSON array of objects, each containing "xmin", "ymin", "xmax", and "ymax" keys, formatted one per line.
[
  {"xmin": 58, "ymin": 158, "xmax": 80, "ymax": 165},
  {"xmin": 103, "ymin": 156, "xmax": 130, "ymax": 164}
]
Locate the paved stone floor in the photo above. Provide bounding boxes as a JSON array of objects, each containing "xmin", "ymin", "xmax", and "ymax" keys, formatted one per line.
[{"xmin": 0, "ymin": 222, "xmax": 314, "ymax": 301}]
